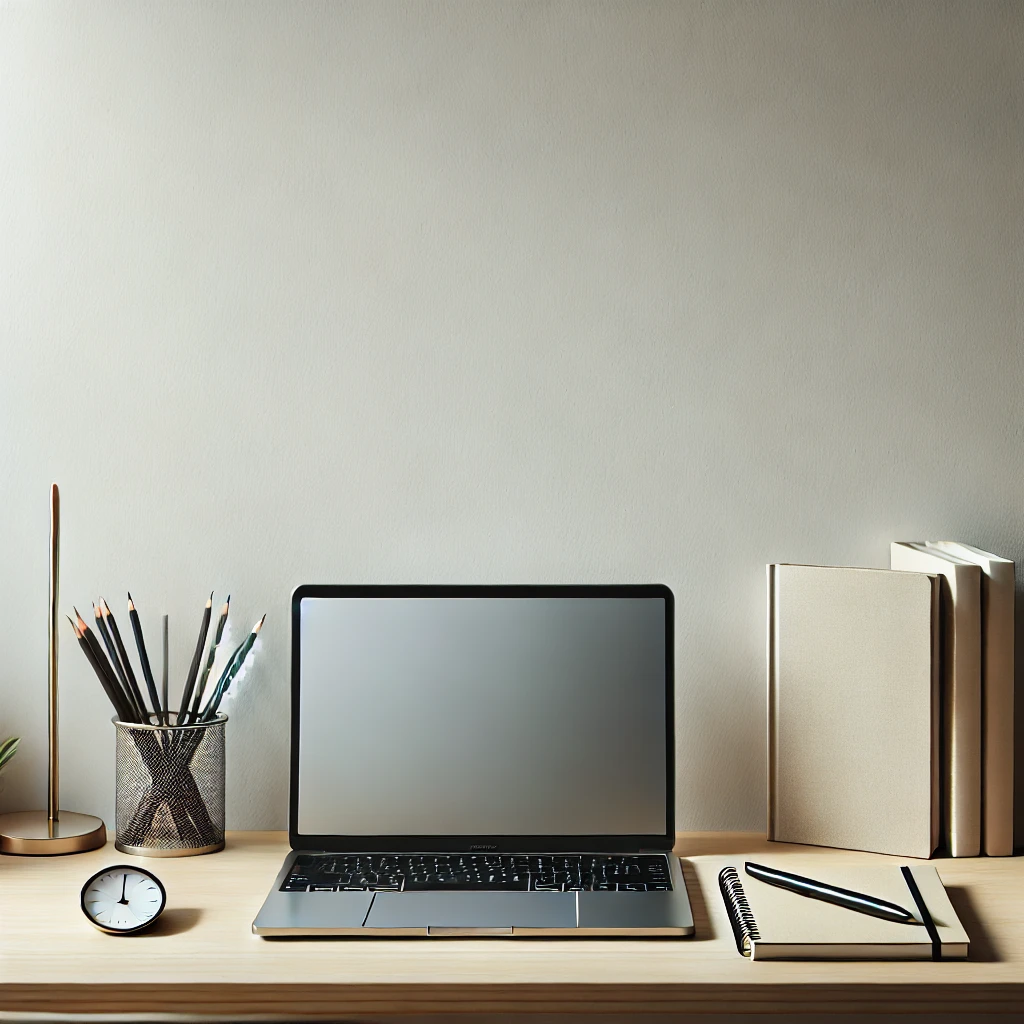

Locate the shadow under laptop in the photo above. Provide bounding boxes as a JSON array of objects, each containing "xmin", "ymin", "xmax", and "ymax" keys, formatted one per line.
[{"xmin": 677, "ymin": 859, "xmax": 713, "ymax": 941}]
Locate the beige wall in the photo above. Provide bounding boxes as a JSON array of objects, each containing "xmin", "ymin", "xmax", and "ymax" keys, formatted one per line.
[{"xmin": 1, "ymin": 0, "xmax": 1021, "ymax": 833}]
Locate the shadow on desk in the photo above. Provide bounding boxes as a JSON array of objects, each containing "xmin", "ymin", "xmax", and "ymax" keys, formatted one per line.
[
  {"xmin": 946, "ymin": 886, "xmax": 999, "ymax": 962},
  {"xmin": 678, "ymin": 859, "xmax": 714, "ymax": 942},
  {"xmin": 355, "ymin": 1015, "xmax": 1013, "ymax": 1024},
  {"xmin": 141, "ymin": 907, "xmax": 202, "ymax": 937}
]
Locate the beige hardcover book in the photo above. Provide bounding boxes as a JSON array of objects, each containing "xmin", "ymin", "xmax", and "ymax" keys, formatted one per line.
[
  {"xmin": 767, "ymin": 564, "xmax": 940, "ymax": 859},
  {"xmin": 891, "ymin": 543, "xmax": 983, "ymax": 858},
  {"xmin": 927, "ymin": 542, "xmax": 1015, "ymax": 856},
  {"xmin": 719, "ymin": 862, "xmax": 968, "ymax": 960}
]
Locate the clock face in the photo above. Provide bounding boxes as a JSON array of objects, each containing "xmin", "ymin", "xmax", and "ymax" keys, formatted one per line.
[{"xmin": 81, "ymin": 865, "xmax": 166, "ymax": 934}]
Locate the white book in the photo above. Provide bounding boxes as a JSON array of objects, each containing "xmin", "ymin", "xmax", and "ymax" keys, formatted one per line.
[
  {"xmin": 927, "ymin": 542, "xmax": 1015, "ymax": 856},
  {"xmin": 890, "ymin": 543, "xmax": 982, "ymax": 858},
  {"xmin": 767, "ymin": 564, "xmax": 940, "ymax": 859}
]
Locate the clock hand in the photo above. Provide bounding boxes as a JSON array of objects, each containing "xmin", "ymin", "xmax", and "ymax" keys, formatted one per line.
[{"xmin": 118, "ymin": 874, "xmax": 129, "ymax": 905}]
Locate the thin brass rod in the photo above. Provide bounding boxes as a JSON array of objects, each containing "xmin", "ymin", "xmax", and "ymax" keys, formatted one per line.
[{"xmin": 48, "ymin": 483, "xmax": 60, "ymax": 827}]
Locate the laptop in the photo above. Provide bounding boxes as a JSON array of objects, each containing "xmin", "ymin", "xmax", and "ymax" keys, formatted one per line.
[{"xmin": 253, "ymin": 584, "xmax": 694, "ymax": 937}]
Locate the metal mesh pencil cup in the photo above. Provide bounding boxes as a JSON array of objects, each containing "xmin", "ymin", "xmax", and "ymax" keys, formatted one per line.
[{"xmin": 114, "ymin": 714, "xmax": 226, "ymax": 856}]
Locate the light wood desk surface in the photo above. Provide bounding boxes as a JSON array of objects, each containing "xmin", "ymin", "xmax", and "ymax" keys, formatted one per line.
[{"xmin": 0, "ymin": 831, "xmax": 1020, "ymax": 1019}]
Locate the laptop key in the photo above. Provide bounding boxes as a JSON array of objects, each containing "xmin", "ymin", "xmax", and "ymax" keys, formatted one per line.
[
  {"xmin": 281, "ymin": 853, "xmax": 672, "ymax": 893},
  {"xmin": 403, "ymin": 876, "xmax": 530, "ymax": 892}
]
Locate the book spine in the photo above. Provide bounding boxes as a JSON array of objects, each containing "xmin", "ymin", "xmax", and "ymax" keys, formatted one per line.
[
  {"xmin": 945, "ymin": 565, "xmax": 982, "ymax": 857},
  {"xmin": 929, "ymin": 577, "xmax": 941, "ymax": 856},
  {"xmin": 766, "ymin": 564, "xmax": 777, "ymax": 841},
  {"xmin": 719, "ymin": 867, "xmax": 759, "ymax": 958},
  {"xmin": 982, "ymin": 563, "xmax": 1015, "ymax": 856}
]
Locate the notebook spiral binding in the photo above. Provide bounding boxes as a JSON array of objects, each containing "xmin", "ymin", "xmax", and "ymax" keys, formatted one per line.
[{"xmin": 719, "ymin": 866, "xmax": 760, "ymax": 957}]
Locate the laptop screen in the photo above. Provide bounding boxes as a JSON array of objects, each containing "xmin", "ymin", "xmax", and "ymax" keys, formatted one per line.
[{"xmin": 294, "ymin": 589, "xmax": 671, "ymax": 844}]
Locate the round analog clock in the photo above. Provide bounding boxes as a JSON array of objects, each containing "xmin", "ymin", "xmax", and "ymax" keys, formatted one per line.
[{"xmin": 81, "ymin": 864, "xmax": 167, "ymax": 935}]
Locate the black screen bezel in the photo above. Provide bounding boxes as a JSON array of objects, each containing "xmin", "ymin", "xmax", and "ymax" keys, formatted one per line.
[{"xmin": 289, "ymin": 583, "xmax": 675, "ymax": 853}]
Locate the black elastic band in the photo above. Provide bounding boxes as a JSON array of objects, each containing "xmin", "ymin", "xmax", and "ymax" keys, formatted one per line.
[{"xmin": 901, "ymin": 865, "xmax": 941, "ymax": 961}]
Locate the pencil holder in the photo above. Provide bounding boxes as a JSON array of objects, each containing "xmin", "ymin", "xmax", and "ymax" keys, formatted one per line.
[{"xmin": 114, "ymin": 714, "xmax": 226, "ymax": 857}]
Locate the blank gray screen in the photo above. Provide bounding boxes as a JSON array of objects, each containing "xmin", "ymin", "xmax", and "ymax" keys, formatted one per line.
[{"xmin": 297, "ymin": 596, "xmax": 668, "ymax": 837}]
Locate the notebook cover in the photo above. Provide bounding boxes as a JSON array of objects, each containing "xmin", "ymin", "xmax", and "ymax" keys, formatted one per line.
[
  {"xmin": 890, "ymin": 543, "xmax": 983, "ymax": 857},
  {"xmin": 767, "ymin": 564, "xmax": 940, "ymax": 859},
  {"xmin": 927, "ymin": 542, "xmax": 1015, "ymax": 856},
  {"xmin": 720, "ymin": 863, "xmax": 969, "ymax": 961}
]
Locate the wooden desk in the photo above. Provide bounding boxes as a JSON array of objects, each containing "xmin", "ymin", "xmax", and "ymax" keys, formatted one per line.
[{"xmin": 0, "ymin": 831, "xmax": 1020, "ymax": 1019}]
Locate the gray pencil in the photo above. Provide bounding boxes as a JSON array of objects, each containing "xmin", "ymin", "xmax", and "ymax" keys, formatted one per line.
[{"xmin": 162, "ymin": 614, "xmax": 169, "ymax": 725}]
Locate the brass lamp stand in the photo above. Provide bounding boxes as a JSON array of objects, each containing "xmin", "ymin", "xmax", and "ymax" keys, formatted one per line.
[{"xmin": 0, "ymin": 485, "xmax": 106, "ymax": 854}]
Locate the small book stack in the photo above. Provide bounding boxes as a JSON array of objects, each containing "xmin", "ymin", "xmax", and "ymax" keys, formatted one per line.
[{"xmin": 767, "ymin": 543, "xmax": 1014, "ymax": 859}]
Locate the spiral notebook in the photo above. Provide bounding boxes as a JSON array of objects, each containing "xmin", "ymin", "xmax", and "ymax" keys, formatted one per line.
[{"xmin": 718, "ymin": 864, "xmax": 969, "ymax": 961}]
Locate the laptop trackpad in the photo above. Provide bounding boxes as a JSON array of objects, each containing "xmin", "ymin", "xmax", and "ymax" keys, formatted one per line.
[{"xmin": 364, "ymin": 892, "xmax": 575, "ymax": 930}]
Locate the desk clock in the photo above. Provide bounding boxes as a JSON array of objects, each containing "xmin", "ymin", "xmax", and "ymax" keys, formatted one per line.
[{"xmin": 81, "ymin": 864, "xmax": 166, "ymax": 935}]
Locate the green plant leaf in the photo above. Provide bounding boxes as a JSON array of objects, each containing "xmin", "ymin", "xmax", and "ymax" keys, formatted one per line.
[{"xmin": 0, "ymin": 736, "xmax": 19, "ymax": 772}]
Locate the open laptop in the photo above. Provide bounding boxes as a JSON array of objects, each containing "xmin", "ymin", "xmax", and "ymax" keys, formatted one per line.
[{"xmin": 253, "ymin": 584, "xmax": 693, "ymax": 937}]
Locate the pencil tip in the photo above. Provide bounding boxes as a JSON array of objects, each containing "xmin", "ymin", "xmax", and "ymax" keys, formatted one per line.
[
  {"xmin": 127, "ymin": 594, "xmax": 135, "ymax": 611},
  {"xmin": 100, "ymin": 598, "xmax": 110, "ymax": 616},
  {"xmin": 206, "ymin": 593, "xmax": 213, "ymax": 607},
  {"xmin": 73, "ymin": 608, "xmax": 87, "ymax": 630},
  {"xmin": 66, "ymin": 614, "xmax": 80, "ymax": 638},
  {"xmin": 254, "ymin": 614, "xmax": 266, "ymax": 633}
]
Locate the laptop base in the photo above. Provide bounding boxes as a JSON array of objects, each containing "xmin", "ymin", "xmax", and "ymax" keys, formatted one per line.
[{"xmin": 253, "ymin": 851, "xmax": 694, "ymax": 937}]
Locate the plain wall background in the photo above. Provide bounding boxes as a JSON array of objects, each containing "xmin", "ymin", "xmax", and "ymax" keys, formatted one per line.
[{"xmin": 1, "ymin": 0, "xmax": 1021, "ymax": 835}]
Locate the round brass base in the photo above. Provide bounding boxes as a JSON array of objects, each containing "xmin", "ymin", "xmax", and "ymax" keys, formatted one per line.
[
  {"xmin": 0, "ymin": 810, "xmax": 107, "ymax": 855},
  {"xmin": 114, "ymin": 839, "xmax": 223, "ymax": 858}
]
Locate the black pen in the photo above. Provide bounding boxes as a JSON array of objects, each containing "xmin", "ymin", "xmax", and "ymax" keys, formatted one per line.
[{"xmin": 744, "ymin": 862, "xmax": 919, "ymax": 925}]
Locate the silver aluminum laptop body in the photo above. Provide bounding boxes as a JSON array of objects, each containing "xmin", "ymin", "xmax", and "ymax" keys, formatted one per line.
[{"xmin": 253, "ymin": 585, "xmax": 693, "ymax": 937}]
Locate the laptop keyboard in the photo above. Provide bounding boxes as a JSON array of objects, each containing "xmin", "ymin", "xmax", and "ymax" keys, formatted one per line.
[{"xmin": 281, "ymin": 853, "xmax": 673, "ymax": 892}]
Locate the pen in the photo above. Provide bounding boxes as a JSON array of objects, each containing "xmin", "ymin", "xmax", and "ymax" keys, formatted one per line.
[{"xmin": 744, "ymin": 862, "xmax": 919, "ymax": 925}]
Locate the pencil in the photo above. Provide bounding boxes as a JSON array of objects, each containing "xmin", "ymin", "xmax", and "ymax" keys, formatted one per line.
[
  {"xmin": 162, "ymin": 614, "xmax": 169, "ymax": 724},
  {"xmin": 178, "ymin": 593, "xmax": 213, "ymax": 725},
  {"xmin": 101, "ymin": 598, "xmax": 150, "ymax": 721},
  {"xmin": 75, "ymin": 607, "xmax": 126, "ymax": 701},
  {"xmin": 70, "ymin": 612, "xmax": 135, "ymax": 722},
  {"xmin": 68, "ymin": 615, "xmax": 124, "ymax": 719},
  {"xmin": 189, "ymin": 595, "xmax": 230, "ymax": 721},
  {"xmin": 127, "ymin": 593, "xmax": 161, "ymax": 719},
  {"xmin": 82, "ymin": 606, "xmax": 141, "ymax": 723},
  {"xmin": 93, "ymin": 602, "xmax": 144, "ymax": 722},
  {"xmin": 200, "ymin": 613, "xmax": 265, "ymax": 721},
  {"xmin": 197, "ymin": 634, "xmax": 248, "ymax": 722}
]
